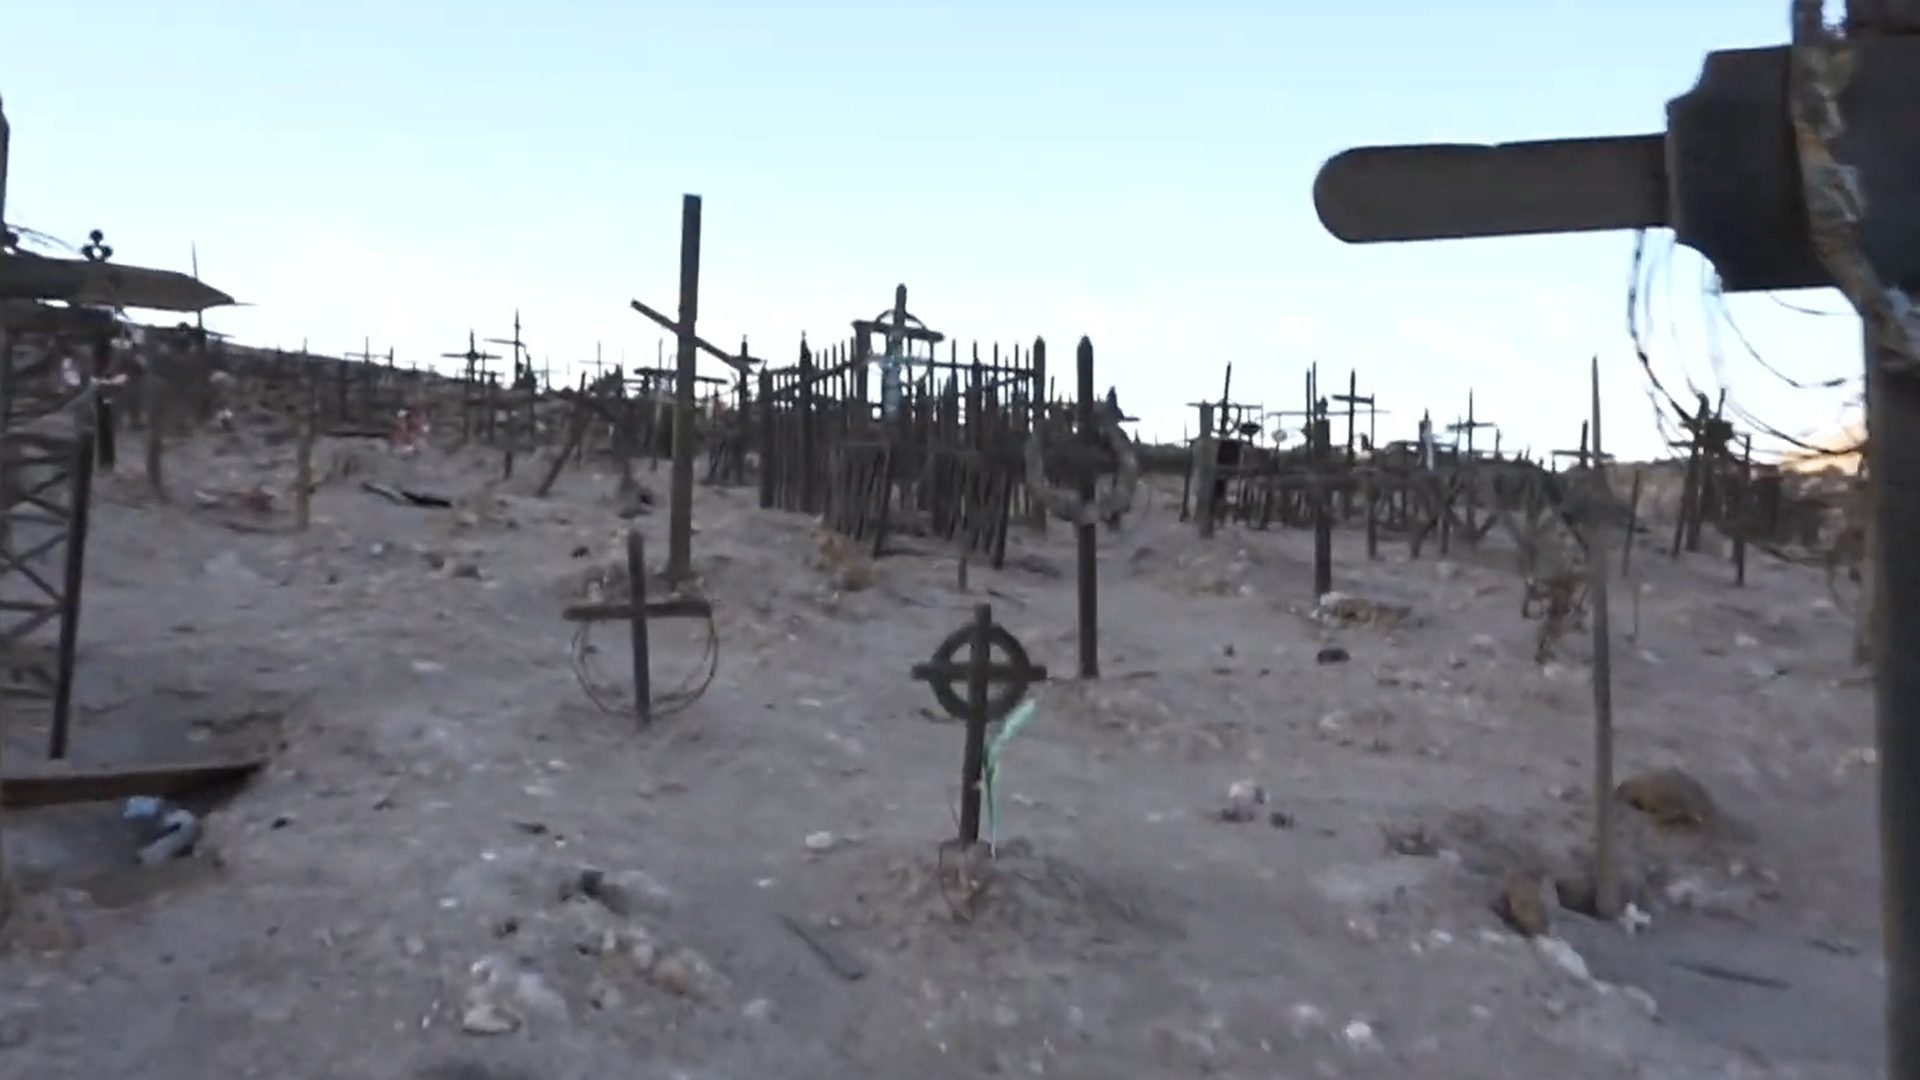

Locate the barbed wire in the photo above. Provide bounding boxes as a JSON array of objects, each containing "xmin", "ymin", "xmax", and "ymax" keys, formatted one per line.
[
  {"xmin": 7, "ymin": 224, "xmax": 81, "ymax": 255},
  {"xmin": 1627, "ymin": 228, "xmax": 1865, "ymax": 465}
]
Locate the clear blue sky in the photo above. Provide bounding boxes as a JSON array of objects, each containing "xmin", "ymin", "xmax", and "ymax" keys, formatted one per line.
[{"xmin": 5, "ymin": 0, "xmax": 1861, "ymax": 460}]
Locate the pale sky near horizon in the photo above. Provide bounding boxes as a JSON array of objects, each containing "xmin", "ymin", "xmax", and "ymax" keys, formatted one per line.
[{"xmin": 4, "ymin": 0, "xmax": 1865, "ymax": 460}]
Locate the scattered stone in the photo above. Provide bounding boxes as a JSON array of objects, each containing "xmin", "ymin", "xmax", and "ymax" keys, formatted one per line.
[
  {"xmin": 1618, "ymin": 985, "xmax": 1659, "ymax": 1017},
  {"xmin": 459, "ymin": 1001, "xmax": 519, "ymax": 1036},
  {"xmin": 1316, "ymin": 646, "xmax": 1350, "ymax": 665},
  {"xmin": 586, "ymin": 976, "xmax": 625, "ymax": 1012},
  {"xmin": 1269, "ymin": 809, "xmax": 1296, "ymax": 829},
  {"xmin": 1286, "ymin": 1003, "xmax": 1328, "ymax": 1039},
  {"xmin": 1219, "ymin": 780, "xmax": 1267, "ymax": 823},
  {"xmin": 1618, "ymin": 902, "xmax": 1653, "ymax": 935},
  {"xmin": 0, "ymin": 1015, "xmax": 29, "ymax": 1049},
  {"xmin": 565, "ymin": 866, "xmax": 672, "ymax": 917},
  {"xmin": 1341, "ymin": 1020, "xmax": 1384, "ymax": 1053},
  {"xmin": 1534, "ymin": 936, "xmax": 1591, "ymax": 981},
  {"xmin": 1616, "ymin": 767, "xmax": 1715, "ymax": 828},
  {"xmin": 1495, "ymin": 870, "xmax": 1550, "ymax": 937},
  {"xmin": 1316, "ymin": 592, "xmax": 1414, "ymax": 629},
  {"xmin": 1553, "ymin": 874, "xmax": 1597, "ymax": 917},
  {"xmin": 814, "ymin": 530, "xmax": 877, "ymax": 592},
  {"xmin": 741, "ymin": 997, "xmax": 777, "ymax": 1024},
  {"xmin": 1468, "ymin": 633, "xmax": 1499, "ymax": 656},
  {"xmin": 651, "ymin": 948, "xmax": 714, "ymax": 999},
  {"xmin": 450, "ymin": 561, "xmax": 484, "ymax": 580},
  {"xmin": 627, "ymin": 929, "xmax": 660, "ymax": 973},
  {"xmin": 1382, "ymin": 823, "xmax": 1438, "ymax": 858},
  {"xmin": 459, "ymin": 954, "xmax": 569, "ymax": 1035}
]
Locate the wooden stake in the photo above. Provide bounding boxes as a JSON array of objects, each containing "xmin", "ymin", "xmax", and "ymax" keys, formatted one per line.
[
  {"xmin": 294, "ymin": 379, "xmax": 316, "ymax": 531},
  {"xmin": 666, "ymin": 194, "xmax": 703, "ymax": 585},
  {"xmin": 1587, "ymin": 355, "xmax": 1618, "ymax": 918},
  {"xmin": 145, "ymin": 356, "xmax": 168, "ymax": 502},
  {"xmin": 1194, "ymin": 402, "xmax": 1217, "ymax": 539}
]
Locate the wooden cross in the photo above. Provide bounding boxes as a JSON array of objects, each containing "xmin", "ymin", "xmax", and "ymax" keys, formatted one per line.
[
  {"xmin": 559, "ymin": 530, "xmax": 713, "ymax": 725},
  {"xmin": 1313, "ymin": 10, "xmax": 1920, "ymax": 1065},
  {"xmin": 909, "ymin": 604, "xmax": 1047, "ymax": 845},
  {"xmin": 1329, "ymin": 370, "xmax": 1377, "ymax": 463}
]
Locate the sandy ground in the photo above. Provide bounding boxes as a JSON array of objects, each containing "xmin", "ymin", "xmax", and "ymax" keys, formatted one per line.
[{"xmin": 0, "ymin": 428, "xmax": 1884, "ymax": 1080}]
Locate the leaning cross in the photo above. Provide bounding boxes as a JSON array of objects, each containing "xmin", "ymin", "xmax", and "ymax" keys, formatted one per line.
[{"xmin": 1311, "ymin": 5, "xmax": 1919, "ymax": 1069}]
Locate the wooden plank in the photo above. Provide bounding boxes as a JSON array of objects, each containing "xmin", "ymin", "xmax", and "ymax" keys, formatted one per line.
[
  {"xmin": 1313, "ymin": 135, "xmax": 1668, "ymax": 243},
  {"xmin": 2, "ymin": 757, "xmax": 266, "ymax": 810}
]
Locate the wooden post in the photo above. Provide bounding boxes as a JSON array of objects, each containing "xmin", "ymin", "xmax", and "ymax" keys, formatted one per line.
[
  {"xmin": 1030, "ymin": 339, "xmax": 1048, "ymax": 534},
  {"xmin": 2, "ymin": 106, "xmax": 13, "ymax": 917},
  {"xmin": 667, "ymin": 194, "xmax": 702, "ymax": 585},
  {"xmin": 1586, "ymin": 356, "xmax": 1618, "ymax": 918},
  {"xmin": 536, "ymin": 398, "xmax": 589, "ymax": 498},
  {"xmin": 1622, "ymin": 468, "xmax": 1643, "ymax": 577},
  {"xmin": 1194, "ymin": 402, "xmax": 1217, "ymax": 539},
  {"xmin": 145, "ymin": 345, "xmax": 169, "ymax": 502},
  {"xmin": 48, "ymin": 395, "xmax": 98, "ymax": 761},
  {"xmin": 958, "ymin": 603, "xmax": 992, "ymax": 844},
  {"xmin": 293, "ymin": 377, "xmax": 317, "ymax": 531},
  {"xmin": 798, "ymin": 342, "xmax": 817, "ymax": 514},
  {"xmin": 1364, "ymin": 467, "xmax": 1380, "ymax": 560},
  {"xmin": 1672, "ymin": 410, "xmax": 1702, "ymax": 559},
  {"xmin": 1734, "ymin": 434, "xmax": 1752, "ymax": 586},
  {"xmin": 1075, "ymin": 338, "xmax": 1099, "ymax": 680},
  {"xmin": 628, "ymin": 529, "xmax": 652, "ymax": 726},
  {"xmin": 758, "ymin": 368, "xmax": 775, "ymax": 509},
  {"xmin": 734, "ymin": 339, "xmax": 752, "ymax": 486},
  {"xmin": 1313, "ymin": 409, "xmax": 1334, "ymax": 598},
  {"xmin": 1820, "ymin": 9, "xmax": 1920, "ymax": 1066}
]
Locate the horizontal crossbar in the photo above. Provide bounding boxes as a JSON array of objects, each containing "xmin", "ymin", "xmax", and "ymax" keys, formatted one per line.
[
  {"xmin": 910, "ymin": 662, "xmax": 1050, "ymax": 683},
  {"xmin": 561, "ymin": 596, "xmax": 714, "ymax": 623}
]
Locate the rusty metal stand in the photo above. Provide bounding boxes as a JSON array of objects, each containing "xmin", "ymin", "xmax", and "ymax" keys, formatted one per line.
[{"xmin": 0, "ymin": 308, "xmax": 104, "ymax": 762}]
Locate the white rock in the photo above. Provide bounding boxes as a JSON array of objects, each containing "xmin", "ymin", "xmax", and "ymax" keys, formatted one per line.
[
  {"xmin": 1341, "ymin": 1020, "xmax": 1384, "ymax": 1053},
  {"xmin": 1226, "ymin": 780, "xmax": 1267, "ymax": 806},
  {"xmin": 804, "ymin": 831, "xmax": 838, "ymax": 852},
  {"xmin": 1535, "ymin": 936, "xmax": 1591, "ymax": 981},
  {"xmin": 460, "ymin": 1001, "xmax": 519, "ymax": 1035},
  {"xmin": 742, "ymin": 997, "xmax": 777, "ymax": 1024},
  {"xmin": 1618, "ymin": 902, "xmax": 1652, "ymax": 935},
  {"xmin": 1287, "ymin": 1003, "xmax": 1328, "ymax": 1039},
  {"xmin": 512, "ymin": 979, "xmax": 563, "ymax": 1024},
  {"xmin": 1619, "ymin": 985, "xmax": 1659, "ymax": 1018}
]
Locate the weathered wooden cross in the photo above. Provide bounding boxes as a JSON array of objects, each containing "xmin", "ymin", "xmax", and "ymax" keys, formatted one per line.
[
  {"xmin": 559, "ymin": 530, "xmax": 714, "ymax": 726},
  {"xmin": 626, "ymin": 195, "xmax": 764, "ymax": 584},
  {"xmin": 1312, "ymin": 5, "xmax": 1920, "ymax": 1066},
  {"xmin": 909, "ymin": 604, "xmax": 1048, "ymax": 846}
]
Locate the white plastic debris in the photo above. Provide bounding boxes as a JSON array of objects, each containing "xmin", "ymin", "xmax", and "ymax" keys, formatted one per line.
[{"xmin": 1618, "ymin": 902, "xmax": 1653, "ymax": 935}]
